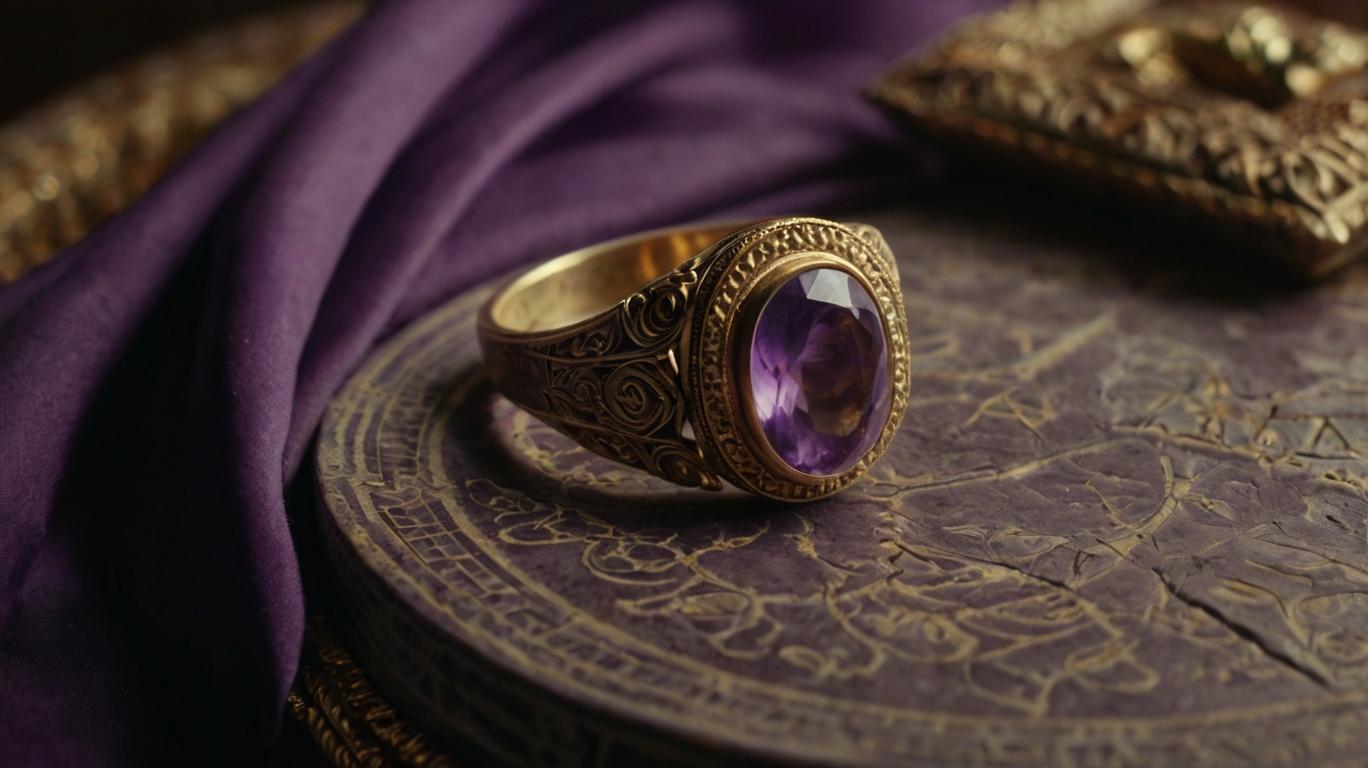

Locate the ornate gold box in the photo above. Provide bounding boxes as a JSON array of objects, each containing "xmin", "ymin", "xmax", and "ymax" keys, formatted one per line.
[{"xmin": 871, "ymin": 0, "xmax": 1368, "ymax": 277}]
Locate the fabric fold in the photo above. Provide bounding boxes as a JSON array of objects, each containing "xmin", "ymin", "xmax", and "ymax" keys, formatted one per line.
[{"xmin": 0, "ymin": 1, "xmax": 989, "ymax": 763}]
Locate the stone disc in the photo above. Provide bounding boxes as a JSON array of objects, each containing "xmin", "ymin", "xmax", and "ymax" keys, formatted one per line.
[{"xmin": 316, "ymin": 205, "xmax": 1368, "ymax": 767}]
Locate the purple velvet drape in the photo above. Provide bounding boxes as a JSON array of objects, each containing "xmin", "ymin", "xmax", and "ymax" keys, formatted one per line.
[{"xmin": 0, "ymin": 2, "xmax": 985, "ymax": 763}]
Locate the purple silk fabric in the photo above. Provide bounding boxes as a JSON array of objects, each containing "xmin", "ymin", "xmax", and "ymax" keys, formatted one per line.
[{"xmin": 0, "ymin": 2, "xmax": 986, "ymax": 763}]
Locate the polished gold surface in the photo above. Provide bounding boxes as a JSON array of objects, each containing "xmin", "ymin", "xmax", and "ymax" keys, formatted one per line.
[
  {"xmin": 487, "ymin": 223, "xmax": 740, "ymax": 333},
  {"xmin": 478, "ymin": 218, "xmax": 911, "ymax": 500}
]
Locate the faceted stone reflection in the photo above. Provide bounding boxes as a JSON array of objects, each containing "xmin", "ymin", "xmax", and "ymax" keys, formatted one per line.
[{"xmin": 748, "ymin": 267, "xmax": 891, "ymax": 475}]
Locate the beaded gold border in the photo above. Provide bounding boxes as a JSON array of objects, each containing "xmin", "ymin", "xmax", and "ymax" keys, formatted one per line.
[{"xmin": 683, "ymin": 218, "xmax": 910, "ymax": 500}]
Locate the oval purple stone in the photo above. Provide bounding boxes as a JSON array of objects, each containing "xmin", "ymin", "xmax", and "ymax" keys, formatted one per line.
[{"xmin": 748, "ymin": 267, "xmax": 892, "ymax": 476}]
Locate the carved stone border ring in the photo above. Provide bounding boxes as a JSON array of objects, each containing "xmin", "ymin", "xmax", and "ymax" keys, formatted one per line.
[{"xmin": 477, "ymin": 218, "xmax": 911, "ymax": 501}]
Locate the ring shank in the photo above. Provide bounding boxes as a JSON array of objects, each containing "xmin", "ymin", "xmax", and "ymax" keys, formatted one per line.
[{"xmin": 486, "ymin": 222, "xmax": 750, "ymax": 333}]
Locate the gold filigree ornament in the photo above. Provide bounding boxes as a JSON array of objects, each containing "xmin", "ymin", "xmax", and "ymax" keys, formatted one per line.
[
  {"xmin": 477, "ymin": 218, "xmax": 912, "ymax": 501},
  {"xmin": 870, "ymin": 0, "xmax": 1368, "ymax": 278}
]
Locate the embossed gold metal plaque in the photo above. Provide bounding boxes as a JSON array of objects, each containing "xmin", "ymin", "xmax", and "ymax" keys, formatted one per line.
[{"xmin": 871, "ymin": 0, "xmax": 1368, "ymax": 277}]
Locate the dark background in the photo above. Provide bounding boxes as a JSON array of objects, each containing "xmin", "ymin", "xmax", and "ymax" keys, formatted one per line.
[
  {"xmin": 0, "ymin": 0, "xmax": 307, "ymax": 121},
  {"xmin": 4, "ymin": 0, "xmax": 1368, "ymax": 122}
]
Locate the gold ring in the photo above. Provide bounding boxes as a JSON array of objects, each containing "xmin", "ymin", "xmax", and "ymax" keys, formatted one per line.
[{"xmin": 477, "ymin": 217, "xmax": 910, "ymax": 501}]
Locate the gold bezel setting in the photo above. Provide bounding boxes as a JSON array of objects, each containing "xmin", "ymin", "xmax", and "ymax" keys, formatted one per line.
[{"xmin": 683, "ymin": 218, "xmax": 910, "ymax": 500}]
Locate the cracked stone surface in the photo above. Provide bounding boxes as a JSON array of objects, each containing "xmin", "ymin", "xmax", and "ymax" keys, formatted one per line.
[{"xmin": 318, "ymin": 194, "xmax": 1368, "ymax": 766}]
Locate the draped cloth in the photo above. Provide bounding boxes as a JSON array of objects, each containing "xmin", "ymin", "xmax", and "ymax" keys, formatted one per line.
[{"xmin": 0, "ymin": 2, "xmax": 986, "ymax": 763}]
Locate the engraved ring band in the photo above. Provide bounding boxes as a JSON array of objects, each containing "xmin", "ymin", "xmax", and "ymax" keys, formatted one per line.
[{"xmin": 477, "ymin": 217, "xmax": 911, "ymax": 501}]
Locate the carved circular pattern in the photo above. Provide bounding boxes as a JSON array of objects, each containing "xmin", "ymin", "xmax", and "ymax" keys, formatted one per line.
[
  {"xmin": 603, "ymin": 362, "xmax": 676, "ymax": 435},
  {"xmin": 480, "ymin": 255, "xmax": 719, "ymax": 490},
  {"xmin": 623, "ymin": 278, "xmax": 691, "ymax": 347},
  {"xmin": 316, "ymin": 202, "xmax": 1368, "ymax": 765},
  {"xmin": 685, "ymin": 218, "xmax": 911, "ymax": 499}
]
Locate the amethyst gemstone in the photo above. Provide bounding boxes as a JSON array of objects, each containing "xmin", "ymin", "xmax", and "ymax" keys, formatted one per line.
[{"xmin": 748, "ymin": 267, "xmax": 892, "ymax": 475}]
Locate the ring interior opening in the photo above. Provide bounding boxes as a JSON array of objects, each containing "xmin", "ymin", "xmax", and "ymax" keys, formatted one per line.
[{"xmin": 488, "ymin": 222, "xmax": 752, "ymax": 333}]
